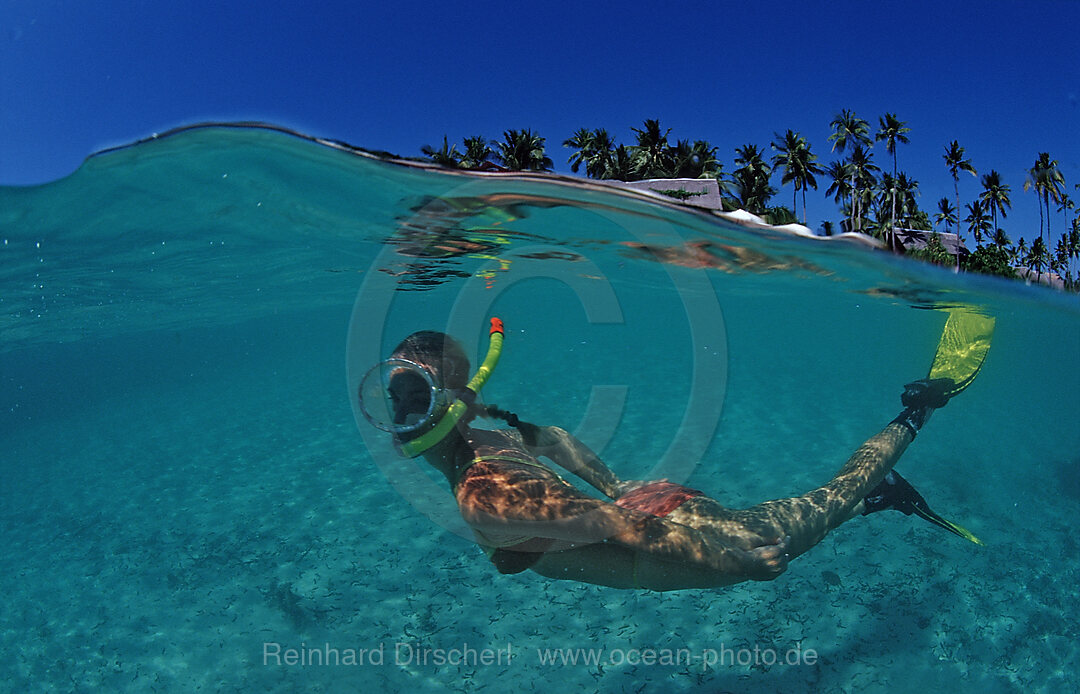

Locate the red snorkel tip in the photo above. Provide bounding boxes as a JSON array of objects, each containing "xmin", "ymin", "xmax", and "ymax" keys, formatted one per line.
[{"xmin": 489, "ymin": 317, "xmax": 504, "ymax": 335}]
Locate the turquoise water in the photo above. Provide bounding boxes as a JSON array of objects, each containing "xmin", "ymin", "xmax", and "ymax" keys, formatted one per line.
[{"xmin": 2, "ymin": 124, "xmax": 1079, "ymax": 692}]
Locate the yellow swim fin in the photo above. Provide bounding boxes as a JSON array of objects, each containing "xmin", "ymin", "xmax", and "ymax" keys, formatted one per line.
[
  {"xmin": 911, "ymin": 304, "xmax": 994, "ymax": 546},
  {"xmin": 927, "ymin": 306, "xmax": 995, "ymax": 398},
  {"xmin": 910, "ymin": 504, "xmax": 984, "ymax": 546}
]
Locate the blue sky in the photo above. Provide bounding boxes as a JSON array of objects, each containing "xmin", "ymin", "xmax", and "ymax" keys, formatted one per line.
[{"xmin": 2, "ymin": 0, "xmax": 1078, "ymax": 243}]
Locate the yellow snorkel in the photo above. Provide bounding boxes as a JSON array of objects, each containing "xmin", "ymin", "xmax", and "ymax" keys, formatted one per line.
[{"xmin": 397, "ymin": 317, "xmax": 505, "ymax": 458}]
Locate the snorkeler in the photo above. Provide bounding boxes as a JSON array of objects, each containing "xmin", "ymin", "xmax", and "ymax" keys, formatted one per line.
[{"xmin": 358, "ymin": 315, "xmax": 989, "ymax": 591}]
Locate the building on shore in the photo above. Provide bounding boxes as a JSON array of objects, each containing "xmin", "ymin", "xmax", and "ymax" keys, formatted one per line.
[
  {"xmin": 605, "ymin": 178, "xmax": 724, "ymax": 210},
  {"xmin": 891, "ymin": 227, "xmax": 970, "ymax": 261}
]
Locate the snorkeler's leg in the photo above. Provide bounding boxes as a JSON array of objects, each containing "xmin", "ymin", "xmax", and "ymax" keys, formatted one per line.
[
  {"xmin": 682, "ymin": 421, "xmax": 915, "ymax": 560},
  {"xmin": 710, "ymin": 379, "xmax": 965, "ymax": 558}
]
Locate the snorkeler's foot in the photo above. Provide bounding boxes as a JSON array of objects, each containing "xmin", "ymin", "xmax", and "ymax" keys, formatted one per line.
[
  {"xmin": 862, "ymin": 470, "xmax": 923, "ymax": 516},
  {"xmin": 739, "ymin": 535, "xmax": 790, "ymax": 581},
  {"xmin": 862, "ymin": 471, "xmax": 983, "ymax": 545}
]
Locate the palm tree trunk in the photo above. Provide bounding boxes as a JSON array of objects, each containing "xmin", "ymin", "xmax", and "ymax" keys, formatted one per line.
[
  {"xmin": 992, "ymin": 207, "xmax": 998, "ymax": 248},
  {"xmin": 850, "ymin": 176, "xmax": 856, "ymax": 234},
  {"xmin": 954, "ymin": 178, "xmax": 961, "ymax": 269},
  {"xmin": 891, "ymin": 154, "xmax": 898, "ymax": 252},
  {"xmin": 890, "ymin": 192, "xmax": 897, "ymax": 252},
  {"xmin": 1037, "ymin": 193, "xmax": 1044, "ymax": 260},
  {"xmin": 1044, "ymin": 191, "xmax": 1050, "ymax": 279}
]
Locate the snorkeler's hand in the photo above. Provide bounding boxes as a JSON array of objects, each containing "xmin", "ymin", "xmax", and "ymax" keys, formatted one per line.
[
  {"xmin": 900, "ymin": 378, "xmax": 954, "ymax": 410},
  {"xmin": 737, "ymin": 535, "xmax": 790, "ymax": 581},
  {"xmin": 514, "ymin": 421, "xmax": 541, "ymax": 447}
]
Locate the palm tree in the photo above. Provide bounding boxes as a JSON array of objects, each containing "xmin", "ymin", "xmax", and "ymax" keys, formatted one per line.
[
  {"xmin": 493, "ymin": 129, "xmax": 553, "ymax": 172},
  {"xmin": 731, "ymin": 144, "xmax": 775, "ymax": 214},
  {"xmin": 875, "ymin": 173, "xmax": 918, "ymax": 238},
  {"xmin": 771, "ymin": 129, "xmax": 823, "ymax": 224},
  {"xmin": 964, "ymin": 201, "xmax": 992, "ymax": 248},
  {"xmin": 1058, "ymin": 192, "xmax": 1075, "ymax": 233},
  {"xmin": 876, "ymin": 113, "xmax": 911, "ymax": 176},
  {"xmin": 1053, "ymin": 233, "xmax": 1071, "ymax": 286},
  {"xmin": 909, "ymin": 209, "xmax": 933, "ymax": 232},
  {"xmin": 895, "ymin": 173, "xmax": 921, "ymax": 229},
  {"xmin": 935, "ymin": 197, "xmax": 957, "ymax": 233},
  {"xmin": 606, "ymin": 144, "xmax": 636, "ymax": 181},
  {"xmin": 828, "ymin": 110, "xmax": 872, "ymax": 233},
  {"xmin": 875, "ymin": 172, "xmax": 919, "ymax": 245},
  {"xmin": 562, "ymin": 128, "xmax": 615, "ymax": 178},
  {"xmin": 825, "ymin": 161, "xmax": 853, "ymax": 217},
  {"xmin": 848, "ymin": 144, "xmax": 879, "ymax": 234},
  {"xmin": 978, "ymin": 170, "xmax": 1012, "ymax": 238},
  {"xmin": 1028, "ymin": 236, "xmax": 1049, "ymax": 280},
  {"xmin": 589, "ymin": 129, "xmax": 617, "ymax": 178},
  {"xmin": 1025, "ymin": 158, "xmax": 1046, "ymax": 243},
  {"xmin": 1025, "ymin": 153, "xmax": 1067, "ymax": 260},
  {"xmin": 670, "ymin": 139, "xmax": 720, "ymax": 178},
  {"xmin": 1013, "ymin": 237, "xmax": 1028, "ymax": 267},
  {"xmin": 630, "ymin": 119, "xmax": 673, "ymax": 179},
  {"xmin": 876, "ymin": 113, "xmax": 911, "ymax": 249},
  {"xmin": 943, "ymin": 141, "xmax": 977, "ymax": 265},
  {"xmin": 1057, "ymin": 194, "xmax": 1075, "ymax": 283},
  {"xmin": 460, "ymin": 136, "xmax": 492, "ymax": 169},
  {"xmin": 421, "ymin": 135, "xmax": 462, "ymax": 168},
  {"xmin": 1069, "ymin": 217, "xmax": 1080, "ymax": 286},
  {"xmin": 693, "ymin": 140, "xmax": 721, "ymax": 178},
  {"xmin": 563, "ymin": 128, "xmax": 594, "ymax": 174},
  {"xmin": 1073, "ymin": 185, "xmax": 1080, "ymax": 285},
  {"xmin": 992, "ymin": 227, "xmax": 1011, "ymax": 252},
  {"xmin": 829, "ymin": 109, "xmax": 873, "ymax": 154}
]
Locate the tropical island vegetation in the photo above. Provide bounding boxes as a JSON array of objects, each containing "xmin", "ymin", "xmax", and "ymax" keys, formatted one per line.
[{"xmin": 418, "ymin": 116, "xmax": 1079, "ymax": 292}]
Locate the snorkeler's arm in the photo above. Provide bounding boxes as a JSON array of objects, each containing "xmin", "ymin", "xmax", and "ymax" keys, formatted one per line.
[{"xmin": 517, "ymin": 424, "xmax": 622, "ymax": 498}]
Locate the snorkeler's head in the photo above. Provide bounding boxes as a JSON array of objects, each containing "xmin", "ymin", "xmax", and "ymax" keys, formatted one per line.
[
  {"xmin": 357, "ymin": 331, "xmax": 471, "ymax": 442},
  {"xmin": 390, "ymin": 331, "xmax": 471, "ymax": 392},
  {"xmin": 357, "ymin": 320, "xmax": 504, "ymax": 458}
]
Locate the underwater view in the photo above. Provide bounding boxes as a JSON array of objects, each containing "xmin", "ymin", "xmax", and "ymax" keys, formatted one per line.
[{"xmin": 2, "ymin": 124, "xmax": 1079, "ymax": 692}]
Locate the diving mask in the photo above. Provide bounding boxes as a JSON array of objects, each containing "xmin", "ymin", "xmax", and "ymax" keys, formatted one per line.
[
  {"xmin": 357, "ymin": 358, "xmax": 453, "ymax": 435},
  {"xmin": 359, "ymin": 317, "xmax": 505, "ymax": 457}
]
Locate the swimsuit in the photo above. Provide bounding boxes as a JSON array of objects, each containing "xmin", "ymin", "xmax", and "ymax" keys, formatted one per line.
[{"xmin": 615, "ymin": 481, "xmax": 704, "ymax": 516}]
